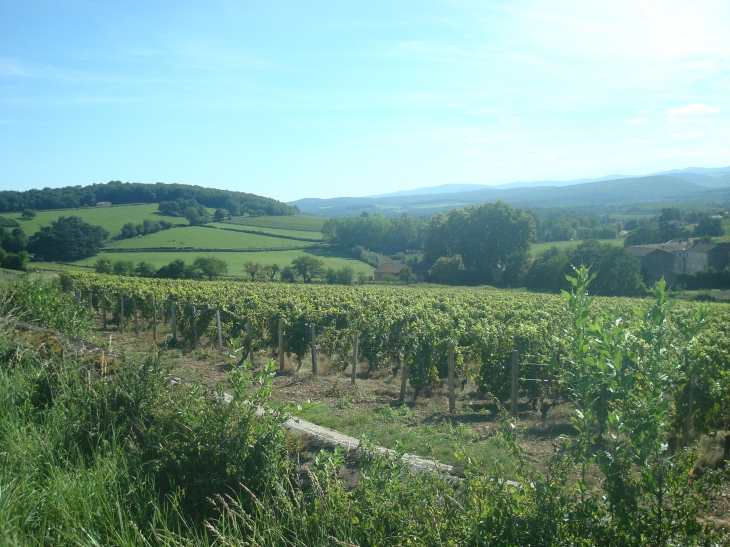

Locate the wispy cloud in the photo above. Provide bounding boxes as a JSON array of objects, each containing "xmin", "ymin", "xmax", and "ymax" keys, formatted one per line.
[
  {"xmin": 668, "ymin": 103, "xmax": 719, "ymax": 116},
  {"xmin": 623, "ymin": 118, "xmax": 647, "ymax": 123},
  {"xmin": 669, "ymin": 132, "xmax": 706, "ymax": 138}
]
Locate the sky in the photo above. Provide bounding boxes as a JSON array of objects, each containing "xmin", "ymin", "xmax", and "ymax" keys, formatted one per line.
[{"xmin": 1, "ymin": 0, "xmax": 729, "ymax": 202}]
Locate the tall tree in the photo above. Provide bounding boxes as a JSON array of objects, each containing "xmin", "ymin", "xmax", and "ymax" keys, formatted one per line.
[
  {"xmin": 291, "ymin": 256, "xmax": 325, "ymax": 283},
  {"xmin": 423, "ymin": 201, "xmax": 534, "ymax": 283},
  {"xmin": 193, "ymin": 256, "xmax": 229, "ymax": 280},
  {"xmin": 27, "ymin": 216, "xmax": 108, "ymax": 261},
  {"xmin": 243, "ymin": 261, "xmax": 265, "ymax": 282}
]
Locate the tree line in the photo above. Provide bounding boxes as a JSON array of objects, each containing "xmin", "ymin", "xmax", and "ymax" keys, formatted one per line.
[
  {"xmin": 623, "ymin": 207, "xmax": 725, "ymax": 246},
  {"xmin": 0, "ymin": 180, "xmax": 298, "ymax": 216}
]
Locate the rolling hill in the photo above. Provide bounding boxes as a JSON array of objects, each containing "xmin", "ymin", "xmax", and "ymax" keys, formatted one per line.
[{"xmin": 290, "ymin": 174, "xmax": 730, "ymax": 217}]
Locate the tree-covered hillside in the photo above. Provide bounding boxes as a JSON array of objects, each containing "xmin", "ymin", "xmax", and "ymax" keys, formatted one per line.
[{"xmin": 0, "ymin": 180, "xmax": 298, "ymax": 216}]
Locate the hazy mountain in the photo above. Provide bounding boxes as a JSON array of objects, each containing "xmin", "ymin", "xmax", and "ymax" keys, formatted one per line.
[
  {"xmin": 366, "ymin": 166, "xmax": 730, "ymax": 198},
  {"xmin": 369, "ymin": 183, "xmax": 492, "ymax": 198},
  {"xmin": 290, "ymin": 174, "xmax": 730, "ymax": 217}
]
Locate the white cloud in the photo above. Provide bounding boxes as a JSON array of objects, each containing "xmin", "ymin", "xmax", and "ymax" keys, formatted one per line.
[
  {"xmin": 667, "ymin": 116, "xmax": 710, "ymax": 124},
  {"xmin": 623, "ymin": 118, "xmax": 646, "ymax": 123},
  {"xmin": 669, "ymin": 131, "xmax": 705, "ymax": 138},
  {"xmin": 667, "ymin": 103, "xmax": 719, "ymax": 116},
  {"xmin": 631, "ymin": 139, "xmax": 654, "ymax": 145}
]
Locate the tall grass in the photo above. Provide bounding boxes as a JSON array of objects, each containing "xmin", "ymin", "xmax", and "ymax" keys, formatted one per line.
[{"xmin": 0, "ymin": 276, "xmax": 727, "ymax": 546}]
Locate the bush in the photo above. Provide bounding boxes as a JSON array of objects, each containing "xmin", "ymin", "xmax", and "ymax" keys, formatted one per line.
[
  {"xmin": 28, "ymin": 216, "xmax": 108, "ymax": 262},
  {"xmin": 0, "ymin": 277, "xmax": 92, "ymax": 337},
  {"xmin": 428, "ymin": 255, "xmax": 465, "ymax": 285}
]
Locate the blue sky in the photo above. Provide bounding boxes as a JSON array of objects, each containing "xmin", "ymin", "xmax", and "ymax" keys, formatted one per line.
[{"xmin": 1, "ymin": 0, "xmax": 729, "ymax": 201}]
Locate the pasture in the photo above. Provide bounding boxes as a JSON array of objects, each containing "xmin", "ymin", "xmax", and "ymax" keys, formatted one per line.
[
  {"xmin": 224, "ymin": 214, "xmax": 326, "ymax": 232},
  {"xmin": 105, "ymin": 226, "xmax": 317, "ymax": 250},
  {"xmin": 7, "ymin": 204, "xmax": 188, "ymax": 238},
  {"xmin": 72, "ymin": 248, "xmax": 374, "ymax": 275},
  {"xmin": 210, "ymin": 222, "xmax": 324, "ymax": 240},
  {"xmin": 531, "ymin": 238, "xmax": 623, "ymax": 257}
]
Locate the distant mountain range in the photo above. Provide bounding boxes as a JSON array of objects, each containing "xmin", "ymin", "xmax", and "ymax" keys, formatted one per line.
[{"xmin": 290, "ymin": 167, "xmax": 730, "ymax": 217}]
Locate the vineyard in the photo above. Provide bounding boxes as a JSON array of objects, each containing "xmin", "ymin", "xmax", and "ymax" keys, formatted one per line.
[
  {"xmin": 2, "ymin": 271, "xmax": 728, "ymax": 544},
  {"xmin": 62, "ymin": 271, "xmax": 730, "ymax": 436}
]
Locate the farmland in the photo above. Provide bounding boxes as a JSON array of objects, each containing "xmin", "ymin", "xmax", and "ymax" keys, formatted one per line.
[
  {"xmin": 210, "ymin": 222, "xmax": 325, "ymax": 240},
  {"xmin": 12, "ymin": 204, "xmax": 374, "ymax": 277},
  {"xmin": 530, "ymin": 238, "xmax": 623, "ymax": 256},
  {"xmin": 71, "ymin": 249, "xmax": 374, "ymax": 275},
  {"xmin": 224, "ymin": 214, "xmax": 327, "ymax": 232},
  {"xmin": 105, "ymin": 226, "xmax": 317, "ymax": 250},
  {"xmin": 2, "ymin": 270, "xmax": 728, "ymax": 545},
  {"xmin": 5, "ymin": 204, "xmax": 189, "ymax": 238}
]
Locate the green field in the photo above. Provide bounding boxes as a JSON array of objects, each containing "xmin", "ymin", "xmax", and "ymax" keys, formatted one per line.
[
  {"xmin": 104, "ymin": 226, "xmax": 317, "ymax": 250},
  {"xmin": 210, "ymin": 222, "xmax": 324, "ymax": 240},
  {"xmin": 224, "ymin": 215, "xmax": 326, "ymax": 232},
  {"xmin": 531, "ymin": 238, "xmax": 623, "ymax": 257},
  {"xmin": 72, "ymin": 249, "xmax": 374, "ymax": 275},
  {"xmin": 6, "ymin": 204, "xmax": 188, "ymax": 238}
]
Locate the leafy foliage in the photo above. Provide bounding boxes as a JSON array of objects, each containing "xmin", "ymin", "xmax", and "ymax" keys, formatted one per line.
[
  {"xmin": 0, "ymin": 180, "xmax": 297, "ymax": 216},
  {"xmin": 28, "ymin": 216, "xmax": 108, "ymax": 261},
  {"xmin": 423, "ymin": 200, "xmax": 535, "ymax": 284}
]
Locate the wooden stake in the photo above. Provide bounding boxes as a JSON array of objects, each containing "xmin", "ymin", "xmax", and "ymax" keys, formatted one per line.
[
  {"xmin": 216, "ymin": 310, "xmax": 223, "ymax": 349},
  {"xmin": 246, "ymin": 315, "xmax": 253, "ymax": 364},
  {"xmin": 102, "ymin": 293, "xmax": 107, "ymax": 329},
  {"xmin": 448, "ymin": 341, "xmax": 455, "ymax": 415},
  {"xmin": 510, "ymin": 349, "xmax": 519, "ymax": 418},
  {"xmin": 311, "ymin": 323, "xmax": 318, "ymax": 376},
  {"xmin": 399, "ymin": 354, "xmax": 408, "ymax": 405},
  {"xmin": 682, "ymin": 371, "xmax": 697, "ymax": 446},
  {"xmin": 119, "ymin": 295, "xmax": 124, "ymax": 333},
  {"xmin": 351, "ymin": 331, "xmax": 358, "ymax": 386},
  {"xmin": 88, "ymin": 291, "xmax": 93, "ymax": 313},
  {"xmin": 152, "ymin": 296, "xmax": 157, "ymax": 342},
  {"xmin": 133, "ymin": 298, "xmax": 139, "ymax": 337},
  {"xmin": 192, "ymin": 305, "xmax": 198, "ymax": 350},
  {"xmin": 171, "ymin": 304, "xmax": 176, "ymax": 341},
  {"xmin": 278, "ymin": 316, "xmax": 284, "ymax": 371}
]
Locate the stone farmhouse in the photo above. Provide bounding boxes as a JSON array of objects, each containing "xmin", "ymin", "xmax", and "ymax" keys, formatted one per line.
[{"xmin": 626, "ymin": 241, "xmax": 730, "ymax": 284}]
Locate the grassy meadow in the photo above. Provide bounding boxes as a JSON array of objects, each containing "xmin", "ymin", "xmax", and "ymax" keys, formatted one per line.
[
  {"xmin": 224, "ymin": 214, "xmax": 326, "ymax": 232},
  {"xmin": 531, "ymin": 238, "xmax": 623, "ymax": 257},
  {"xmin": 210, "ymin": 222, "xmax": 324, "ymax": 240},
  {"xmin": 105, "ymin": 226, "xmax": 317, "ymax": 250},
  {"xmin": 6, "ymin": 204, "xmax": 190, "ymax": 238},
  {"xmin": 72, "ymin": 248, "xmax": 374, "ymax": 275}
]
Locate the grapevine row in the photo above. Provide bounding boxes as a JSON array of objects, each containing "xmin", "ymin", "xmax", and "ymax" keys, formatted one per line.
[{"xmin": 61, "ymin": 272, "xmax": 730, "ymax": 407}]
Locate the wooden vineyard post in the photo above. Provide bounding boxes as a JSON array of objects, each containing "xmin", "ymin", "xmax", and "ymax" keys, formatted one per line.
[
  {"xmin": 510, "ymin": 349, "xmax": 519, "ymax": 418},
  {"xmin": 448, "ymin": 341, "xmax": 455, "ymax": 415},
  {"xmin": 246, "ymin": 315, "xmax": 253, "ymax": 364},
  {"xmin": 88, "ymin": 291, "xmax": 93, "ymax": 313},
  {"xmin": 133, "ymin": 298, "xmax": 139, "ymax": 337},
  {"xmin": 119, "ymin": 295, "xmax": 124, "ymax": 333},
  {"xmin": 152, "ymin": 296, "xmax": 157, "ymax": 342},
  {"xmin": 216, "ymin": 310, "xmax": 223, "ymax": 349},
  {"xmin": 682, "ymin": 371, "xmax": 697, "ymax": 446},
  {"xmin": 171, "ymin": 304, "xmax": 177, "ymax": 341},
  {"xmin": 102, "ymin": 293, "xmax": 107, "ymax": 329},
  {"xmin": 192, "ymin": 305, "xmax": 198, "ymax": 350},
  {"xmin": 399, "ymin": 354, "xmax": 408, "ymax": 405},
  {"xmin": 75, "ymin": 290, "xmax": 81, "ymax": 304},
  {"xmin": 278, "ymin": 316, "xmax": 284, "ymax": 372},
  {"xmin": 311, "ymin": 323, "xmax": 318, "ymax": 376},
  {"xmin": 351, "ymin": 331, "xmax": 359, "ymax": 386}
]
